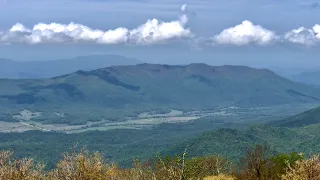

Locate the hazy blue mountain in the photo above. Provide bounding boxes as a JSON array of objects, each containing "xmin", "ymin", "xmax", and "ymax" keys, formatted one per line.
[
  {"xmin": 0, "ymin": 55, "xmax": 140, "ymax": 79},
  {"xmin": 1, "ymin": 63, "xmax": 320, "ymax": 125},
  {"xmin": 290, "ymin": 71, "xmax": 320, "ymax": 86}
]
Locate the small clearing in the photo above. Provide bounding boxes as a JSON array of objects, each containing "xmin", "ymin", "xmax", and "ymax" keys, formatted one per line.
[{"xmin": 13, "ymin": 110, "xmax": 42, "ymax": 121}]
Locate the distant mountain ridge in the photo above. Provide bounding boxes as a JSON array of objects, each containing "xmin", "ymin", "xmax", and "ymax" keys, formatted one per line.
[
  {"xmin": 290, "ymin": 71, "xmax": 320, "ymax": 86},
  {"xmin": 0, "ymin": 55, "xmax": 140, "ymax": 79},
  {"xmin": 1, "ymin": 63, "xmax": 320, "ymax": 124}
]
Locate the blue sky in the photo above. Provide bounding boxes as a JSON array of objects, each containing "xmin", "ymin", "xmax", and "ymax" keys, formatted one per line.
[{"xmin": 1, "ymin": 0, "xmax": 320, "ymax": 71}]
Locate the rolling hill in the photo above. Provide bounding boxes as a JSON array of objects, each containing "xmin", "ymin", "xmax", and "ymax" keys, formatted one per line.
[
  {"xmin": 1, "ymin": 63, "xmax": 320, "ymax": 125},
  {"xmin": 164, "ymin": 125, "xmax": 320, "ymax": 161},
  {"xmin": 269, "ymin": 106, "xmax": 320, "ymax": 127},
  {"xmin": 0, "ymin": 55, "xmax": 140, "ymax": 79},
  {"xmin": 1, "ymin": 122, "xmax": 320, "ymax": 169},
  {"xmin": 0, "ymin": 123, "xmax": 315, "ymax": 168}
]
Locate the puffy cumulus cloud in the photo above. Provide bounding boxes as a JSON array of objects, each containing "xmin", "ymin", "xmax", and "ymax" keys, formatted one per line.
[
  {"xmin": 1, "ymin": 23, "xmax": 129, "ymax": 44},
  {"xmin": 0, "ymin": 5, "xmax": 191, "ymax": 45},
  {"xmin": 213, "ymin": 20, "xmax": 278, "ymax": 46},
  {"xmin": 284, "ymin": 25, "xmax": 320, "ymax": 46},
  {"xmin": 129, "ymin": 14, "xmax": 190, "ymax": 44}
]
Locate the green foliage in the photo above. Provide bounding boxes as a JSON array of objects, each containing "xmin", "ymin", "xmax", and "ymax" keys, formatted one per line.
[
  {"xmin": 0, "ymin": 113, "xmax": 18, "ymax": 122},
  {"xmin": 271, "ymin": 152, "xmax": 304, "ymax": 176},
  {"xmin": 183, "ymin": 156, "xmax": 230, "ymax": 178},
  {"xmin": 0, "ymin": 116, "xmax": 242, "ymax": 169},
  {"xmin": 0, "ymin": 123, "xmax": 319, "ymax": 171},
  {"xmin": 270, "ymin": 106, "xmax": 320, "ymax": 127},
  {"xmin": 165, "ymin": 125, "xmax": 320, "ymax": 162}
]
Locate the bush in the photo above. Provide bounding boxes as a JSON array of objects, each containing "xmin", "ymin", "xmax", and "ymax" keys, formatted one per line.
[
  {"xmin": 0, "ymin": 151, "xmax": 45, "ymax": 180},
  {"xmin": 282, "ymin": 155, "xmax": 320, "ymax": 180},
  {"xmin": 148, "ymin": 153, "xmax": 230, "ymax": 180},
  {"xmin": 236, "ymin": 144, "xmax": 277, "ymax": 180},
  {"xmin": 203, "ymin": 174, "xmax": 235, "ymax": 180},
  {"xmin": 183, "ymin": 156, "xmax": 230, "ymax": 178},
  {"xmin": 0, "ymin": 147, "xmax": 317, "ymax": 180},
  {"xmin": 46, "ymin": 150, "xmax": 230, "ymax": 180},
  {"xmin": 271, "ymin": 152, "xmax": 304, "ymax": 176},
  {"xmin": 48, "ymin": 150, "xmax": 110, "ymax": 180}
]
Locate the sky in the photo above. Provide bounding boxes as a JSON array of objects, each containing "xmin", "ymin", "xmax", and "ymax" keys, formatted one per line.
[{"xmin": 1, "ymin": 0, "xmax": 320, "ymax": 71}]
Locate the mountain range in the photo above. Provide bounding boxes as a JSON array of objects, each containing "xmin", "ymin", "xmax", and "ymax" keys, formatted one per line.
[
  {"xmin": 1, "ymin": 63, "xmax": 320, "ymax": 125},
  {"xmin": 1, "ymin": 62, "xmax": 320, "ymax": 167},
  {"xmin": 0, "ymin": 55, "xmax": 140, "ymax": 79},
  {"xmin": 290, "ymin": 71, "xmax": 320, "ymax": 86}
]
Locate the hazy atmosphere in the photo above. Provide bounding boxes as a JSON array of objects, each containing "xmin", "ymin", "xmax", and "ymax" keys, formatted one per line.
[
  {"xmin": 1, "ymin": 1, "xmax": 320, "ymax": 179},
  {"xmin": 1, "ymin": 0, "xmax": 320, "ymax": 71}
]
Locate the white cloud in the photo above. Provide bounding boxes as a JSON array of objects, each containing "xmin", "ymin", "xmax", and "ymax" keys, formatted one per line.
[
  {"xmin": 0, "ymin": 5, "xmax": 191, "ymax": 45},
  {"xmin": 213, "ymin": 20, "xmax": 278, "ymax": 46},
  {"xmin": 129, "ymin": 15, "xmax": 190, "ymax": 44},
  {"xmin": 284, "ymin": 25, "xmax": 320, "ymax": 46},
  {"xmin": 181, "ymin": 4, "xmax": 187, "ymax": 12}
]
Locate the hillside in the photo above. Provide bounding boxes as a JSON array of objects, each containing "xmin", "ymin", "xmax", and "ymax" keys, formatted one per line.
[
  {"xmin": 0, "ymin": 55, "xmax": 140, "ymax": 79},
  {"xmin": 0, "ymin": 118, "xmax": 246, "ymax": 168},
  {"xmin": 269, "ymin": 106, "xmax": 320, "ymax": 127},
  {"xmin": 164, "ymin": 125, "xmax": 320, "ymax": 160},
  {"xmin": 1, "ymin": 124, "xmax": 319, "ymax": 169},
  {"xmin": 1, "ymin": 63, "xmax": 320, "ymax": 125}
]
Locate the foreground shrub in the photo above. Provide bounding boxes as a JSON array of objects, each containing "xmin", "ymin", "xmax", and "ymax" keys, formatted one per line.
[
  {"xmin": 45, "ymin": 150, "xmax": 230, "ymax": 180},
  {"xmin": 0, "ymin": 151, "xmax": 45, "ymax": 180},
  {"xmin": 183, "ymin": 155, "xmax": 230, "ymax": 178},
  {"xmin": 271, "ymin": 152, "xmax": 304, "ymax": 176},
  {"xmin": 151, "ymin": 152, "xmax": 231, "ymax": 180},
  {"xmin": 48, "ymin": 150, "xmax": 111, "ymax": 180},
  {"xmin": 203, "ymin": 174, "xmax": 235, "ymax": 180},
  {"xmin": 108, "ymin": 160, "xmax": 156, "ymax": 180},
  {"xmin": 0, "ymin": 147, "xmax": 318, "ymax": 180},
  {"xmin": 282, "ymin": 155, "xmax": 320, "ymax": 180},
  {"xmin": 236, "ymin": 145, "xmax": 277, "ymax": 180}
]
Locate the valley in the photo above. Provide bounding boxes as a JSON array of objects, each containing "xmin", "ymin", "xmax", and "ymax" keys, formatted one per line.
[
  {"xmin": 1, "ymin": 103, "xmax": 317, "ymax": 133},
  {"xmin": 2, "ymin": 1, "xmax": 320, "ymax": 178},
  {"xmin": 0, "ymin": 63, "xmax": 320, "ymax": 170}
]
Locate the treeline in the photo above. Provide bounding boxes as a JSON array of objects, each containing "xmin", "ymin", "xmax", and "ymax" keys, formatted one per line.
[{"xmin": 0, "ymin": 145, "xmax": 319, "ymax": 180}]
